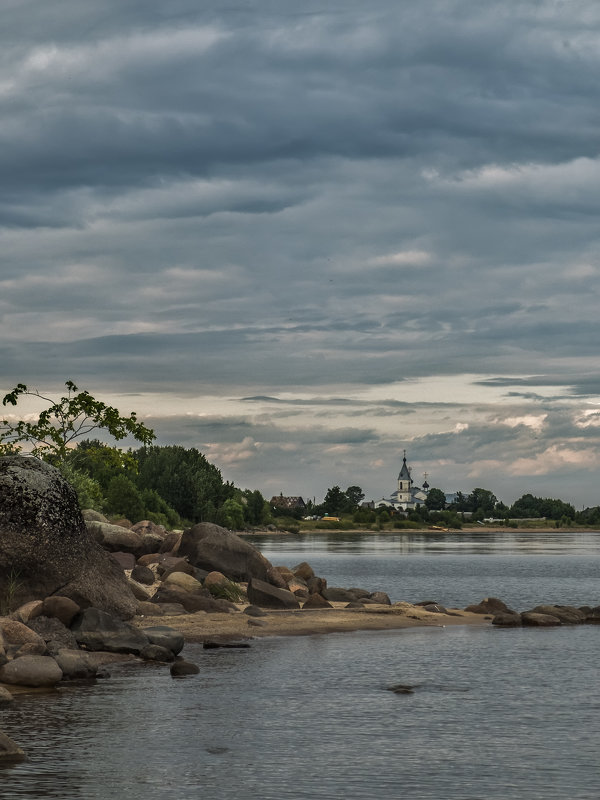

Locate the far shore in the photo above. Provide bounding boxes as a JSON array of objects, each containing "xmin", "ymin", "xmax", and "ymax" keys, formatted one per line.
[{"xmin": 242, "ymin": 524, "xmax": 600, "ymax": 536}]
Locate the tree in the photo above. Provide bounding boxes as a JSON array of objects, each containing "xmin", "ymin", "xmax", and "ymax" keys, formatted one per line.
[
  {"xmin": 468, "ymin": 488, "xmax": 497, "ymax": 517},
  {"xmin": 134, "ymin": 445, "xmax": 232, "ymax": 522},
  {"xmin": 344, "ymin": 485, "xmax": 365, "ymax": 511},
  {"xmin": 0, "ymin": 381, "xmax": 155, "ymax": 462},
  {"xmin": 105, "ymin": 474, "xmax": 145, "ymax": 522},
  {"xmin": 323, "ymin": 485, "xmax": 346, "ymax": 515},
  {"xmin": 425, "ymin": 487, "xmax": 446, "ymax": 511}
]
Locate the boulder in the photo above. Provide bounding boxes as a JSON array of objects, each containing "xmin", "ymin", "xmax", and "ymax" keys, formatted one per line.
[
  {"xmin": 140, "ymin": 644, "xmax": 175, "ymax": 662},
  {"xmin": 178, "ymin": 522, "xmax": 277, "ymax": 584},
  {"xmin": 26, "ymin": 616, "xmax": 79, "ymax": 652},
  {"xmin": 307, "ymin": 576, "xmax": 327, "ymax": 595},
  {"xmin": 131, "ymin": 520, "xmax": 166, "ymax": 537},
  {"xmin": 158, "ymin": 558, "xmax": 195, "ymax": 579},
  {"xmin": 246, "ymin": 578, "xmax": 300, "ymax": 609},
  {"xmin": 39, "ymin": 596, "xmax": 81, "ymax": 627},
  {"xmin": 150, "ymin": 585, "xmax": 234, "ymax": 613},
  {"xmin": 82, "ymin": 509, "xmax": 109, "ymax": 523},
  {"xmin": 243, "ymin": 605, "xmax": 267, "ymax": 617},
  {"xmin": 529, "ymin": 605, "xmax": 585, "ymax": 624},
  {"xmin": 369, "ymin": 591, "xmax": 392, "ymax": 605},
  {"xmin": 492, "ymin": 612, "xmax": 522, "ymax": 627},
  {"xmin": 163, "ymin": 571, "xmax": 204, "ymax": 594},
  {"xmin": 142, "ymin": 625, "xmax": 185, "ymax": 655},
  {"xmin": 170, "ymin": 659, "xmax": 200, "ymax": 677},
  {"xmin": 70, "ymin": 607, "xmax": 150, "ymax": 654},
  {"xmin": 322, "ymin": 587, "xmax": 359, "ymax": 603},
  {"xmin": 131, "ymin": 565, "xmax": 156, "ymax": 585},
  {"xmin": 302, "ymin": 593, "xmax": 333, "ymax": 609},
  {"xmin": 204, "ymin": 571, "xmax": 229, "ymax": 589},
  {"xmin": 292, "ymin": 562, "xmax": 315, "ymax": 581},
  {"xmin": 11, "ymin": 600, "xmax": 43, "ymax": 623},
  {"xmin": 110, "ymin": 552, "xmax": 136, "ymax": 571},
  {"xmin": 0, "ymin": 456, "xmax": 137, "ymax": 619},
  {"xmin": 521, "ymin": 611, "xmax": 561, "ymax": 627},
  {"xmin": 159, "ymin": 532, "xmax": 181, "ymax": 554},
  {"xmin": 1, "ymin": 618, "xmax": 46, "ymax": 649},
  {"xmin": 137, "ymin": 601, "xmax": 164, "ymax": 616},
  {"xmin": 0, "ymin": 687, "xmax": 14, "ymax": 705},
  {"xmin": 86, "ymin": 520, "xmax": 145, "ymax": 555},
  {"xmin": 0, "ymin": 655, "xmax": 63, "ymax": 687},
  {"xmin": 0, "ymin": 730, "xmax": 25, "ymax": 762},
  {"xmin": 127, "ymin": 578, "xmax": 153, "ymax": 602},
  {"xmin": 464, "ymin": 597, "xmax": 513, "ymax": 615},
  {"xmin": 53, "ymin": 649, "xmax": 98, "ymax": 680}
]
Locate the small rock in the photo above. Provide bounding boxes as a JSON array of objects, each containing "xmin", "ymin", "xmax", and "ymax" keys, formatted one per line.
[
  {"xmin": 170, "ymin": 659, "xmax": 200, "ymax": 677},
  {"xmin": 243, "ymin": 605, "xmax": 267, "ymax": 617},
  {"xmin": 0, "ymin": 730, "xmax": 25, "ymax": 762}
]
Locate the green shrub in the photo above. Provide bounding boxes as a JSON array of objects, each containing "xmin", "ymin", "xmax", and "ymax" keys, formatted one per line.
[{"xmin": 206, "ymin": 579, "xmax": 246, "ymax": 603}]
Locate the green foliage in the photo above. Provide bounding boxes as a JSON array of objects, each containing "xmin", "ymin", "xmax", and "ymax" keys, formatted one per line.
[
  {"xmin": 242, "ymin": 489, "xmax": 269, "ymax": 525},
  {"xmin": 105, "ymin": 474, "xmax": 145, "ymax": 522},
  {"xmin": 66, "ymin": 439, "xmax": 138, "ymax": 490},
  {"xmin": 58, "ymin": 462, "xmax": 105, "ymax": 511},
  {"xmin": 323, "ymin": 485, "xmax": 347, "ymax": 515},
  {"xmin": 134, "ymin": 445, "xmax": 231, "ymax": 522},
  {"xmin": 0, "ymin": 381, "xmax": 155, "ymax": 462},
  {"xmin": 425, "ymin": 487, "xmax": 446, "ymax": 511},
  {"xmin": 0, "ymin": 568, "xmax": 22, "ymax": 615},
  {"xmin": 205, "ymin": 579, "xmax": 246, "ymax": 603},
  {"xmin": 393, "ymin": 519, "xmax": 423, "ymax": 529},
  {"xmin": 140, "ymin": 488, "xmax": 182, "ymax": 528},
  {"xmin": 510, "ymin": 493, "xmax": 575, "ymax": 520},
  {"xmin": 353, "ymin": 508, "xmax": 376, "ymax": 523},
  {"xmin": 216, "ymin": 498, "xmax": 245, "ymax": 530},
  {"xmin": 344, "ymin": 485, "xmax": 365, "ymax": 510}
]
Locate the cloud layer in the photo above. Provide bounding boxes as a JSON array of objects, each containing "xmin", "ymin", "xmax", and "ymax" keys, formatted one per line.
[{"xmin": 2, "ymin": 1, "xmax": 600, "ymax": 506}]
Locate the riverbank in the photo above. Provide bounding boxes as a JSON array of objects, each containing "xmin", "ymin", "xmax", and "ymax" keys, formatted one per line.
[{"xmin": 134, "ymin": 602, "xmax": 491, "ymax": 642}]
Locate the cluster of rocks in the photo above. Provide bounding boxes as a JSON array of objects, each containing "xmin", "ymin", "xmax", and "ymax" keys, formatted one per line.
[
  {"xmin": 0, "ymin": 599, "xmax": 188, "ymax": 688},
  {"xmin": 464, "ymin": 597, "xmax": 600, "ymax": 626}
]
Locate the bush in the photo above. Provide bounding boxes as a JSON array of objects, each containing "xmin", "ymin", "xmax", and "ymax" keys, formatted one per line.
[
  {"xmin": 58, "ymin": 463, "xmax": 105, "ymax": 511},
  {"xmin": 205, "ymin": 579, "xmax": 246, "ymax": 603}
]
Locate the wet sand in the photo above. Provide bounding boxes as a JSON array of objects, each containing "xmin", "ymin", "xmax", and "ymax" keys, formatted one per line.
[{"xmin": 134, "ymin": 602, "xmax": 491, "ymax": 643}]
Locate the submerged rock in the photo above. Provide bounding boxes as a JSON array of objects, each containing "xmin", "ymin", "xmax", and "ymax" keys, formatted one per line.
[{"xmin": 0, "ymin": 730, "xmax": 25, "ymax": 762}]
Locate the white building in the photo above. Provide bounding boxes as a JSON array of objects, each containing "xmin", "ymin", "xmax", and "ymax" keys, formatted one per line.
[{"xmin": 375, "ymin": 452, "xmax": 429, "ymax": 511}]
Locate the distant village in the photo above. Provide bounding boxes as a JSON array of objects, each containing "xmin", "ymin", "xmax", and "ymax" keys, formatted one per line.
[{"xmin": 271, "ymin": 451, "xmax": 460, "ymax": 516}]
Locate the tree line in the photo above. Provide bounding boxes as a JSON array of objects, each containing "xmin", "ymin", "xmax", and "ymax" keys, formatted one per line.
[{"xmin": 2, "ymin": 381, "xmax": 600, "ymax": 530}]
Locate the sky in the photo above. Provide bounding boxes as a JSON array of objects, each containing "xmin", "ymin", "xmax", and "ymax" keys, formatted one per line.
[{"xmin": 2, "ymin": 0, "xmax": 600, "ymax": 509}]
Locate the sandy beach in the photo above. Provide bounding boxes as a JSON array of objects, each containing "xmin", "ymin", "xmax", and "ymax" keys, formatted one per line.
[{"xmin": 135, "ymin": 602, "xmax": 491, "ymax": 643}]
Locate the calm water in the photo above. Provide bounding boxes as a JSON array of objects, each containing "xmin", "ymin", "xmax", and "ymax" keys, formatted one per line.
[
  {"xmin": 253, "ymin": 529, "xmax": 600, "ymax": 609},
  {"xmin": 1, "ymin": 531, "xmax": 599, "ymax": 800}
]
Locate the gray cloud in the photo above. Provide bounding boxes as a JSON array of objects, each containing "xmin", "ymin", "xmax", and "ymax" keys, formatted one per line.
[{"xmin": 2, "ymin": 1, "xmax": 600, "ymax": 505}]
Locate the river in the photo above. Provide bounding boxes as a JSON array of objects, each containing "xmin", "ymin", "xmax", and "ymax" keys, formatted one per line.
[{"xmin": 1, "ymin": 530, "xmax": 598, "ymax": 799}]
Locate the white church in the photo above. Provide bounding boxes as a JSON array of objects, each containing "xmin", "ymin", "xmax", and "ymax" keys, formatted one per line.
[{"xmin": 375, "ymin": 451, "xmax": 430, "ymax": 512}]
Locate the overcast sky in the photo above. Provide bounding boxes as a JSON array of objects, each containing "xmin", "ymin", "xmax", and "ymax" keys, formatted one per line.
[{"xmin": 2, "ymin": 0, "xmax": 600, "ymax": 508}]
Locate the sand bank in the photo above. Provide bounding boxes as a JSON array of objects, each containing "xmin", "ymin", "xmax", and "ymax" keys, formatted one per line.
[{"xmin": 135, "ymin": 602, "xmax": 491, "ymax": 643}]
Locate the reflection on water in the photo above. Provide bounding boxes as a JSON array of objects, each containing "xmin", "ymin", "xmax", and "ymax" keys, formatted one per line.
[
  {"xmin": 2, "ymin": 533, "xmax": 600, "ymax": 799},
  {"xmin": 2, "ymin": 627, "xmax": 600, "ymax": 800},
  {"xmin": 248, "ymin": 531, "xmax": 600, "ymax": 608}
]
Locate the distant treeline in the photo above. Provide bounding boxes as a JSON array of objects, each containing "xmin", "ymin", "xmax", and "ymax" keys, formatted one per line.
[{"xmin": 61, "ymin": 440, "xmax": 270, "ymax": 529}]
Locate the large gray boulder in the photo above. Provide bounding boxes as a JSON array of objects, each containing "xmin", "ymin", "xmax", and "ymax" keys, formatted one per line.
[
  {"xmin": 0, "ymin": 655, "xmax": 63, "ymax": 687},
  {"xmin": 247, "ymin": 578, "xmax": 300, "ymax": 609},
  {"xmin": 0, "ymin": 456, "xmax": 137, "ymax": 619},
  {"xmin": 70, "ymin": 608, "xmax": 150, "ymax": 654},
  {"xmin": 178, "ymin": 522, "xmax": 278, "ymax": 584}
]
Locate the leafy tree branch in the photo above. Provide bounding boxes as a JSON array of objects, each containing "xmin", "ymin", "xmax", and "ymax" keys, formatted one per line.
[{"xmin": 0, "ymin": 380, "xmax": 155, "ymax": 462}]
